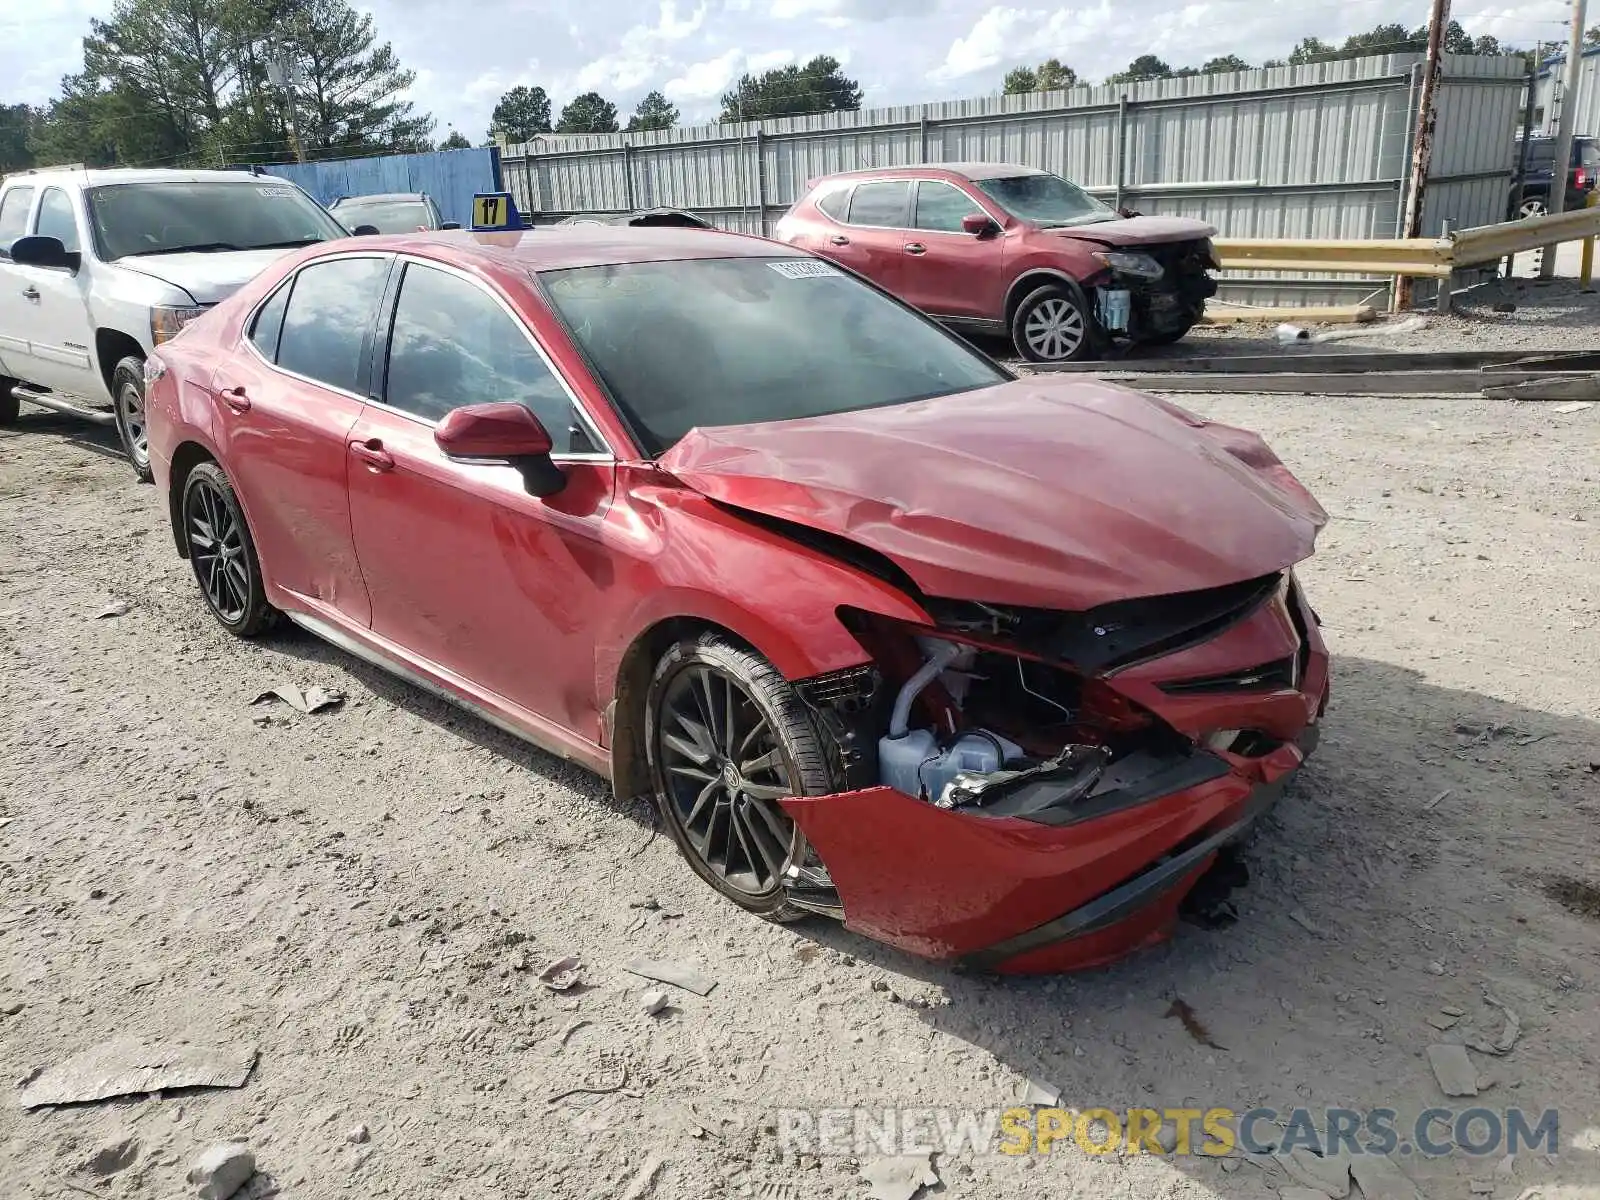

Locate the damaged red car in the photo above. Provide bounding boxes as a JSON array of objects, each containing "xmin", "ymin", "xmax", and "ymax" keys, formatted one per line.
[{"xmin": 144, "ymin": 226, "xmax": 1329, "ymax": 974}]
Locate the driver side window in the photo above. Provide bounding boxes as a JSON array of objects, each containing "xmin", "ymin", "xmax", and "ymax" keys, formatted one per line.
[{"xmin": 383, "ymin": 262, "xmax": 592, "ymax": 454}]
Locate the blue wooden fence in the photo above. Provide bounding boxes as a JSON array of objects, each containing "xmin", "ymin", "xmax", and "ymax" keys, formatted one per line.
[{"xmin": 240, "ymin": 147, "xmax": 501, "ymax": 226}]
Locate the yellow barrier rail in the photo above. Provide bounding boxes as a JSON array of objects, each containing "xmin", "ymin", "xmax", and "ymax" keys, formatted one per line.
[{"xmin": 1212, "ymin": 204, "xmax": 1600, "ymax": 311}]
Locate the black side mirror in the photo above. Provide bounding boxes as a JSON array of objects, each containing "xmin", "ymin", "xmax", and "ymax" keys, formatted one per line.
[
  {"xmin": 351, "ymin": 224, "xmax": 380, "ymax": 236},
  {"xmin": 11, "ymin": 235, "xmax": 80, "ymax": 272},
  {"xmin": 440, "ymin": 221, "xmax": 462, "ymax": 230}
]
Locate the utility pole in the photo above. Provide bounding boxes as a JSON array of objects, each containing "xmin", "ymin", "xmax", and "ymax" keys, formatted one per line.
[
  {"xmin": 1541, "ymin": 0, "xmax": 1589, "ymax": 279},
  {"xmin": 266, "ymin": 50, "xmax": 306, "ymax": 164},
  {"xmin": 1397, "ymin": 0, "xmax": 1450, "ymax": 309}
]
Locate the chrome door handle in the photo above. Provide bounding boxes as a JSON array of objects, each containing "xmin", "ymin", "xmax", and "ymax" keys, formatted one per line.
[
  {"xmin": 904, "ymin": 242, "xmax": 927, "ymax": 255},
  {"xmin": 220, "ymin": 386, "xmax": 251, "ymax": 413},
  {"xmin": 21, "ymin": 286, "xmax": 38, "ymax": 301},
  {"xmin": 828, "ymin": 235, "xmax": 850, "ymax": 246}
]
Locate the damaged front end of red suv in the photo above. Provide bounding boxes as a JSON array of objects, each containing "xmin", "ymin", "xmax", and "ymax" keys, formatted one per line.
[{"xmin": 658, "ymin": 378, "xmax": 1330, "ymax": 973}]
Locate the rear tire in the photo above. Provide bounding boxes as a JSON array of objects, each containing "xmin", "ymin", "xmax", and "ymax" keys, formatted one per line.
[
  {"xmin": 181, "ymin": 461, "xmax": 278, "ymax": 638},
  {"xmin": 111, "ymin": 356, "xmax": 153, "ymax": 484},
  {"xmin": 645, "ymin": 632, "xmax": 841, "ymax": 923},
  {"xmin": 0, "ymin": 377, "xmax": 18, "ymax": 426},
  {"xmin": 1011, "ymin": 283, "xmax": 1096, "ymax": 363}
]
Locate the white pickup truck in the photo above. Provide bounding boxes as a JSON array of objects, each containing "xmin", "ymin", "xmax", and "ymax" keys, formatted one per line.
[{"xmin": 0, "ymin": 167, "xmax": 349, "ymax": 480}]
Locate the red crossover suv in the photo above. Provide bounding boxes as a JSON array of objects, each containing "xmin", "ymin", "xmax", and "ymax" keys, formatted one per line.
[
  {"xmin": 145, "ymin": 226, "xmax": 1328, "ymax": 974},
  {"xmin": 775, "ymin": 163, "xmax": 1219, "ymax": 362}
]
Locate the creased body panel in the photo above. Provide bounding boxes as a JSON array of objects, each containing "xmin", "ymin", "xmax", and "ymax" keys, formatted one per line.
[{"xmin": 659, "ymin": 379, "xmax": 1325, "ymax": 610}]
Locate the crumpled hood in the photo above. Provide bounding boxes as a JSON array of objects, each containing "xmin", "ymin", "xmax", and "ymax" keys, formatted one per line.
[
  {"xmin": 657, "ymin": 378, "xmax": 1325, "ymax": 610},
  {"xmin": 1048, "ymin": 215, "xmax": 1215, "ymax": 247},
  {"xmin": 114, "ymin": 248, "xmax": 300, "ymax": 305}
]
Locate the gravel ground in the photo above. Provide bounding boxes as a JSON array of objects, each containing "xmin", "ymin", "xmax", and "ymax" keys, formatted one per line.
[{"xmin": 3, "ymin": 355, "xmax": 1600, "ymax": 1199}]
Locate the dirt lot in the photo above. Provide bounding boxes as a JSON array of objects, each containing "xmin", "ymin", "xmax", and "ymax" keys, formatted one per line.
[{"xmin": 3, "ymin": 339, "xmax": 1600, "ymax": 1198}]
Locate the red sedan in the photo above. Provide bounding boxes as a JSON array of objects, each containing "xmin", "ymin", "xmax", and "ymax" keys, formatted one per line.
[{"xmin": 144, "ymin": 227, "xmax": 1329, "ymax": 974}]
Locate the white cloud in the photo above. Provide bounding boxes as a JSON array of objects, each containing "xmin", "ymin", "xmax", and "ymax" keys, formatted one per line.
[
  {"xmin": 747, "ymin": 49, "xmax": 798, "ymax": 72},
  {"xmin": 930, "ymin": 2, "xmax": 1122, "ymax": 82},
  {"xmin": 930, "ymin": 5, "xmax": 1034, "ymax": 81},
  {"xmin": 665, "ymin": 49, "xmax": 746, "ymax": 99}
]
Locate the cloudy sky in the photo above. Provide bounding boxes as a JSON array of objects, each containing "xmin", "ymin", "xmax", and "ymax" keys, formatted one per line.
[{"xmin": 0, "ymin": 0, "xmax": 1575, "ymax": 141}]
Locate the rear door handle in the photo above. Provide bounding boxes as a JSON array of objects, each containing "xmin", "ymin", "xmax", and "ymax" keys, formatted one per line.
[
  {"xmin": 828, "ymin": 235, "xmax": 850, "ymax": 246},
  {"xmin": 349, "ymin": 438, "xmax": 394, "ymax": 471},
  {"xmin": 904, "ymin": 242, "xmax": 927, "ymax": 255},
  {"xmin": 220, "ymin": 386, "xmax": 251, "ymax": 413},
  {"xmin": 21, "ymin": 286, "xmax": 38, "ymax": 301}
]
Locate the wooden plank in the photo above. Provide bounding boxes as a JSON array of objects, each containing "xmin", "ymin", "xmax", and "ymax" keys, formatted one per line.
[
  {"xmin": 1088, "ymin": 370, "xmax": 1485, "ymax": 395},
  {"xmin": 1199, "ymin": 304, "xmax": 1376, "ymax": 325},
  {"xmin": 1481, "ymin": 373, "xmax": 1600, "ymax": 401},
  {"xmin": 1036, "ymin": 349, "xmax": 1600, "ymax": 376}
]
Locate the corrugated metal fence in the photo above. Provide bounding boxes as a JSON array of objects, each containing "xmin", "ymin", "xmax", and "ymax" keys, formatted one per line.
[
  {"xmin": 501, "ymin": 53, "xmax": 1526, "ymax": 305},
  {"xmin": 247, "ymin": 146, "xmax": 502, "ymax": 227}
]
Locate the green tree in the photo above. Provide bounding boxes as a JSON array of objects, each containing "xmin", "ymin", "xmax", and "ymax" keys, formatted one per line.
[
  {"xmin": 439, "ymin": 129, "xmax": 472, "ymax": 149},
  {"xmin": 626, "ymin": 89, "xmax": 678, "ymax": 132},
  {"xmin": 489, "ymin": 84, "xmax": 551, "ymax": 142},
  {"xmin": 556, "ymin": 91, "xmax": 619, "ymax": 133},
  {"xmin": 1202, "ymin": 55, "xmax": 1253, "ymax": 73},
  {"xmin": 1004, "ymin": 58, "xmax": 1077, "ymax": 93},
  {"xmin": 1107, "ymin": 54, "xmax": 1172, "ymax": 84},
  {"xmin": 719, "ymin": 54, "xmax": 861, "ymax": 121},
  {"xmin": 1287, "ymin": 37, "xmax": 1336, "ymax": 64},
  {"xmin": 0, "ymin": 104, "xmax": 39, "ymax": 173}
]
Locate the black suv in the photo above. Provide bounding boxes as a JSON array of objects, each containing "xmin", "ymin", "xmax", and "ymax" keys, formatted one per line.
[{"xmin": 1510, "ymin": 135, "xmax": 1600, "ymax": 218}]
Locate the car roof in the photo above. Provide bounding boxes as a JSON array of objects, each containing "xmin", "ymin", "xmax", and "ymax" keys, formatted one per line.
[
  {"xmin": 349, "ymin": 225, "xmax": 805, "ymax": 272},
  {"xmin": 814, "ymin": 162, "xmax": 1047, "ymax": 184},
  {"xmin": 4, "ymin": 167, "xmax": 291, "ymax": 189},
  {"xmin": 333, "ymin": 193, "xmax": 428, "ymax": 205}
]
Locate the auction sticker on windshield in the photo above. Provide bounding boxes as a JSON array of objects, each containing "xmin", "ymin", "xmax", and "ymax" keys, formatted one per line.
[{"xmin": 768, "ymin": 260, "xmax": 841, "ymax": 280}]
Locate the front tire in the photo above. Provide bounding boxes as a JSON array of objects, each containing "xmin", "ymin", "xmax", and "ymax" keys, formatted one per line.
[
  {"xmin": 181, "ymin": 461, "xmax": 277, "ymax": 638},
  {"xmin": 1011, "ymin": 283, "xmax": 1095, "ymax": 363},
  {"xmin": 111, "ymin": 356, "xmax": 152, "ymax": 483},
  {"xmin": 645, "ymin": 633, "xmax": 840, "ymax": 922},
  {"xmin": 1517, "ymin": 196, "xmax": 1548, "ymax": 219}
]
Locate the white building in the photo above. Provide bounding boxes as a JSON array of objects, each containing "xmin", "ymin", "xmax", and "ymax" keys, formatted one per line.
[{"xmin": 1533, "ymin": 46, "xmax": 1600, "ymax": 137}]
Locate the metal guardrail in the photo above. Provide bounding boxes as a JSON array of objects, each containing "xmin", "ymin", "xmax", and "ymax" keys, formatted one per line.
[{"xmin": 1212, "ymin": 203, "xmax": 1600, "ymax": 311}]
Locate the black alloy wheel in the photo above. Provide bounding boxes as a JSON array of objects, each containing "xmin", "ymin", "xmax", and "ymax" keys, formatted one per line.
[
  {"xmin": 647, "ymin": 634, "xmax": 839, "ymax": 921},
  {"xmin": 181, "ymin": 461, "xmax": 276, "ymax": 637}
]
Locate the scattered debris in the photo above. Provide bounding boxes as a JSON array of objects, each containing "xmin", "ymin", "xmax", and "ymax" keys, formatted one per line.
[
  {"xmin": 628, "ymin": 895, "xmax": 661, "ymax": 911},
  {"xmin": 641, "ymin": 990, "xmax": 670, "ymax": 1016},
  {"xmin": 1349, "ymin": 1153, "xmax": 1423, "ymax": 1200},
  {"xmin": 187, "ymin": 1143, "xmax": 256, "ymax": 1200},
  {"xmin": 1427, "ymin": 1044, "xmax": 1479, "ymax": 1097},
  {"xmin": 82, "ymin": 1134, "xmax": 139, "ymax": 1176},
  {"xmin": 1279, "ymin": 1147, "xmax": 1351, "ymax": 1197},
  {"xmin": 1020, "ymin": 1078, "xmax": 1061, "ymax": 1107},
  {"xmin": 861, "ymin": 1152, "xmax": 940, "ymax": 1200},
  {"xmin": 1426, "ymin": 1012, "xmax": 1460, "ymax": 1031},
  {"xmin": 1495, "ymin": 1154, "xmax": 1516, "ymax": 1179},
  {"xmin": 250, "ymin": 684, "xmax": 344, "ymax": 715},
  {"xmin": 345, "ymin": 1125, "xmax": 369, "ymax": 1145},
  {"xmin": 1515, "ymin": 732, "xmax": 1553, "ymax": 747},
  {"xmin": 1, "ymin": 999, "xmax": 23, "ymax": 1017},
  {"xmin": 1468, "ymin": 992, "xmax": 1521, "ymax": 1055},
  {"xmin": 623, "ymin": 957, "xmax": 717, "ymax": 997},
  {"xmin": 19, "ymin": 1037, "xmax": 257, "ymax": 1109},
  {"xmin": 94, "ymin": 600, "xmax": 131, "ymax": 619},
  {"xmin": 1550, "ymin": 401, "xmax": 1594, "ymax": 414},
  {"xmin": 546, "ymin": 1062, "xmax": 628, "ymax": 1105},
  {"xmin": 1441, "ymin": 1005, "xmax": 1465, "ymax": 1017},
  {"xmin": 1471, "ymin": 1182, "xmax": 1496, "ymax": 1194},
  {"xmin": 1164, "ymin": 996, "xmax": 1228, "ymax": 1051},
  {"xmin": 1281, "ymin": 1190, "xmax": 1337, "ymax": 1200},
  {"xmin": 1287, "ymin": 908, "xmax": 1319, "ymax": 934},
  {"xmin": 537, "ymin": 956, "xmax": 583, "ymax": 991},
  {"xmin": 1424, "ymin": 789, "xmax": 1452, "ymax": 811},
  {"xmin": 1276, "ymin": 323, "xmax": 1309, "ymax": 343},
  {"xmin": 618, "ymin": 1152, "xmax": 665, "ymax": 1200},
  {"xmin": 556, "ymin": 1020, "xmax": 590, "ymax": 1047}
]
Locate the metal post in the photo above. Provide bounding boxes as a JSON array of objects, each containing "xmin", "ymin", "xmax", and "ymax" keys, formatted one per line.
[
  {"xmin": 1392, "ymin": 63, "xmax": 1424, "ymax": 312},
  {"xmin": 1396, "ymin": 0, "xmax": 1451, "ymax": 310},
  {"xmin": 1114, "ymin": 94, "xmax": 1128, "ymax": 211},
  {"xmin": 1506, "ymin": 50, "xmax": 1541, "ymax": 277},
  {"xmin": 622, "ymin": 143, "xmax": 636, "ymax": 211},
  {"xmin": 1541, "ymin": 0, "xmax": 1589, "ymax": 279},
  {"xmin": 1583, "ymin": 191, "xmax": 1598, "ymax": 290},
  {"xmin": 522, "ymin": 149, "xmax": 536, "ymax": 221},
  {"xmin": 753, "ymin": 129, "xmax": 766, "ymax": 234},
  {"xmin": 918, "ymin": 116, "xmax": 929, "ymax": 163}
]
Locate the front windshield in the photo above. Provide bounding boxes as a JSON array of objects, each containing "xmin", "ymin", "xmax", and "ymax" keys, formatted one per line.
[
  {"xmin": 974, "ymin": 172, "xmax": 1115, "ymax": 227},
  {"xmin": 542, "ymin": 256, "xmax": 1007, "ymax": 455},
  {"xmin": 335, "ymin": 200, "xmax": 432, "ymax": 233},
  {"xmin": 87, "ymin": 181, "xmax": 347, "ymax": 259}
]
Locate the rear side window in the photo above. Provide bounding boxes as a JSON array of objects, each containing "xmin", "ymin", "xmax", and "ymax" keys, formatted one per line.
[
  {"xmin": 383, "ymin": 263, "xmax": 590, "ymax": 452},
  {"xmin": 0, "ymin": 186, "xmax": 36, "ymax": 255},
  {"xmin": 35, "ymin": 188, "xmax": 80, "ymax": 252},
  {"xmin": 1581, "ymin": 142, "xmax": 1600, "ymax": 169},
  {"xmin": 816, "ymin": 187, "xmax": 849, "ymax": 220},
  {"xmin": 847, "ymin": 181, "xmax": 910, "ymax": 227},
  {"xmin": 276, "ymin": 257, "xmax": 390, "ymax": 394},
  {"xmin": 914, "ymin": 181, "xmax": 983, "ymax": 232},
  {"xmin": 1524, "ymin": 141, "xmax": 1555, "ymax": 168},
  {"xmin": 250, "ymin": 281, "xmax": 292, "ymax": 361}
]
